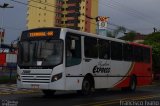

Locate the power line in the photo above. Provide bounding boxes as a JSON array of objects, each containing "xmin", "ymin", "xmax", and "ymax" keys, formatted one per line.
[
  {"xmin": 95, "ymin": 0, "xmax": 159, "ymax": 31},
  {"xmin": 29, "ymin": 0, "xmax": 58, "ymax": 8},
  {"xmin": 11, "ymin": 0, "xmax": 96, "ymax": 19},
  {"xmin": 86, "ymin": 0, "xmax": 138, "ymax": 31},
  {"xmin": 10, "ymin": 0, "xmax": 61, "ymax": 14},
  {"xmin": 10, "ymin": 0, "xmax": 135, "ymax": 32},
  {"xmin": 110, "ymin": 0, "xmax": 159, "ymax": 27},
  {"xmin": 10, "ymin": 0, "xmax": 96, "ymax": 19},
  {"xmin": 5, "ymin": 1, "xmax": 128, "ymax": 36},
  {"xmin": 4, "ymin": 25, "xmax": 26, "ymax": 31},
  {"xmin": 110, "ymin": 0, "xmax": 153, "ymax": 19},
  {"xmin": 10, "ymin": 0, "xmax": 159, "ymax": 33},
  {"xmin": 100, "ymin": 0, "xmax": 159, "ymax": 28},
  {"xmin": 30, "ymin": 0, "xmax": 135, "ymax": 31}
]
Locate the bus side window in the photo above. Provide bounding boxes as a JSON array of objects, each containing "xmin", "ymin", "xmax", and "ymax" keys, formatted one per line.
[
  {"xmin": 99, "ymin": 39, "xmax": 110, "ymax": 59},
  {"xmin": 111, "ymin": 41, "xmax": 123, "ymax": 61},
  {"xmin": 66, "ymin": 33, "xmax": 81, "ymax": 67},
  {"xmin": 123, "ymin": 44, "xmax": 133, "ymax": 61},
  {"xmin": 84, "ymin": 36, "xmax": 98, "ymax": 58},
  {"xmin": 143, "ymin": 48, "xmax": 150, "ymax": 63},
  {"xmin": 133, "ymin": 46, "xmax": 143, "ymax": 62}
]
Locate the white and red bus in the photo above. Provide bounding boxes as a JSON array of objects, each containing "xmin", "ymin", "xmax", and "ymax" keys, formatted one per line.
[{"xmin": 17, "ymin": 28, "xmax": 152, "ymax": 96}]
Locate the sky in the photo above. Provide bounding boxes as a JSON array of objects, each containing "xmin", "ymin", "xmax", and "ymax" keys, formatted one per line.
[{"xmin": 0, "ymin": 0, "xmax": 160, "ymax": 43}]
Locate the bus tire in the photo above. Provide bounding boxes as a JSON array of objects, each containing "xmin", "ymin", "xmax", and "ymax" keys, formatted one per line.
[
  {"xmin": 79, "ymin": 77, "xmax": 94, "ymax": 95},
  {"xmin": 42, "ymin": 90, "xmax": 56, "ymax": 97},
  {"xmin": 129, "ymin": 76, "xmax": 137, "ymax": 92}
]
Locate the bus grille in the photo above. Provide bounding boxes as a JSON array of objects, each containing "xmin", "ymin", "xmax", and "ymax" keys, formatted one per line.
[{"xmin": 21, "ymin": 74, "xmax": 51, "ymax": 83}]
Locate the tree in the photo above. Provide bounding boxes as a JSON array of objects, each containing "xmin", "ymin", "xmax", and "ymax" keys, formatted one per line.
[
  {"xmin": 113, "ymin": 26, "xmax": 126, "ymax": 38},
  {"xmin": 143, "ymin": 32, "xmax": 160, "ymax": 72},
  {"xmin": 122, "ymin": 31, "xmax": 137, "ymax": 41},
  {"xmin": 106, "ymin": 30, "xmax": 114, "ymax": 38}
]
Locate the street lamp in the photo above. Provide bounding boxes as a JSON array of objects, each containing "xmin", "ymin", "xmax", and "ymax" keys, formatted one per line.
[
  {"xmin": 0, "ymin": 3, "xmax": 14, "ymax": 8},
  {"xmin": 0, "ymin": 3, "xmax": 14, "ymax": 28},
  {"xmin": 0, "ymin": 3, "xmax": 14, "ymax": 44}
]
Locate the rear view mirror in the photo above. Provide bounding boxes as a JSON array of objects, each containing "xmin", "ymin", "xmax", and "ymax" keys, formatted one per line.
[{"xmin": 71, "ymin": 40, "xmax": 75, "ymax": 50}]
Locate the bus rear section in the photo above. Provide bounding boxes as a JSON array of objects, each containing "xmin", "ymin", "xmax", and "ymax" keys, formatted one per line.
[{"xmin": 114, "ymin": 43, "xmax": 153, "ymax": 89}]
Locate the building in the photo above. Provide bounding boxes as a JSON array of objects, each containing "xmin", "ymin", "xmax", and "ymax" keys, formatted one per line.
[
  {"xmin": 27, "ymin": 0, "xmax": 57, "ymax": 29},
  {"xmin": 27, "ymin": 0, "xmax": 98, "ymax": 34}
]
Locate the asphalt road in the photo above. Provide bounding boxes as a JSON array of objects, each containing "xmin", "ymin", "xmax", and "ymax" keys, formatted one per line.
[{"xmin": 0, "ymin": 82, "xmax": 160, "ymax": 106}]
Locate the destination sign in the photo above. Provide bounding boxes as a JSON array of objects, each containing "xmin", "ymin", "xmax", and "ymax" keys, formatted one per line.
[
  {"xmin": 29, "ymin": 31, "xmax": 54, "ymax": 37},
  {"xmin": 21, "ymin": 28, "xmax": 61, "ymax": 41}
]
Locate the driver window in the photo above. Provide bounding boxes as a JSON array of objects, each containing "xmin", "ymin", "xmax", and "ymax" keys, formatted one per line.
[{"xmin": 66, "ymin": 32, "xmax": 81, "ymax": 67}]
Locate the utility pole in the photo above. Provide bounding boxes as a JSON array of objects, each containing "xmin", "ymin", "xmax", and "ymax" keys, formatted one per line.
[
  {"xmin": 153, "ymin": 27, "xmax": 157, "ymax": 33},
  {"xmin": 0, "ymin": 3, "xmax": 14, "ymax": 45}
]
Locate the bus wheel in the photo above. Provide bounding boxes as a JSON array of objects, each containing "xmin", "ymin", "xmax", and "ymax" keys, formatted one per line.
[
  {"xmin": 129, "ymin": 76, "xmax": 137, "ymax": 92},
  {"xmin": 81, "ymin": 78, "xmax": 93, "ymax": 95},
  {"xmin": 42, "ymin": 90, "xmax": 56, "ymax": 97}
]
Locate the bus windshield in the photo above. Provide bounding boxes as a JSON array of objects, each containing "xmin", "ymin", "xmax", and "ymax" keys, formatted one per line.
[{"xmin": 18, "ymin": 40, "xmax": 63, "ymax": 67}]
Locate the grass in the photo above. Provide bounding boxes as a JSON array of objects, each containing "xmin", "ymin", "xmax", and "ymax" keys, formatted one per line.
[
  {"xmin": 0, "ymin": 68, "xmax": 17, "ymax": 83},
  {"xmin": 0, "ymin": 75, "xmax": 16, "ymax": 84}
]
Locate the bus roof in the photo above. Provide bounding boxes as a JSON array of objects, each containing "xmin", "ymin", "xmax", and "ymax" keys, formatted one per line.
[
  {"xmin": 23, "ymin": 27, "xmax": 126, "ymax": 43},
  {"xmin": 129, "ymin": 42, "xmax": 151, "ymax": 48},
  {"xmin": 23, "ymin": 27, "xmax": 150, "ymax": 48},
  {"xmin": 61, "ymin": 28, "xmax": 126, "ymax": 43}
]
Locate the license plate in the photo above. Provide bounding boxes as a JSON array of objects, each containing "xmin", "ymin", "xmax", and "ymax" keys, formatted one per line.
[{"xmin": 31, "ymin": 84, "xmax": 39, "ymax": 89}]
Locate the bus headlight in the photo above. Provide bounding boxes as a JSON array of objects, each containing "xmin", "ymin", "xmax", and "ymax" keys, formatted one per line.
[{"xmin": 51, "ymin": 73, "xmax": 62, "ymax": 82}]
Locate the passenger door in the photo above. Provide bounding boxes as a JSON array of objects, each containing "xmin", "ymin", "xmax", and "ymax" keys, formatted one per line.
[{"xmin": 65, "ymin": 32, "xmax": 82, "ymax": 89}]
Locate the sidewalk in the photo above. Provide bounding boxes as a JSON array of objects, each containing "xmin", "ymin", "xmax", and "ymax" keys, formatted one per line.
[{"xmin": 0, "ymin": 84, "xmax": 40, "ymax": 95}]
